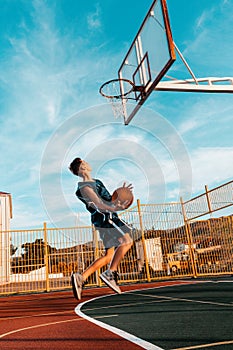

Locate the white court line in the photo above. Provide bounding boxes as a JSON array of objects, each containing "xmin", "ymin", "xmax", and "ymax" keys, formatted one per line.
[
  {"xmin": 132, "ymin": 292, "xmax": 233, "ymax": 307},
  {"xmin": 83, "ymin": 298, "xmax": 172, "ymax": 312},
  {"xmin": 75, "ymin": 295, "xmax": 163, "ymax": 350},
  {"xmin": 74, "ymin": 281, "xmax": 203, "ymax": 349},
  {"xmin": 75, "ymin": 280, "xmax": 232, "ymax": 350},
  {"xmin": 0, "ymin": 309, "xmax": 73, "ymax": 321},
  {"xmin": 0, "ymin": 317, "xmax": 80, "ymax": 339},
  {"xmin": 171, "ymin": 339, "xmax": 233, "ymax": 349}
]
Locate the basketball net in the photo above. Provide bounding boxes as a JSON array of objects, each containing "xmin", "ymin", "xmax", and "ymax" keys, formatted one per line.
[
  {"xmin": 99, "ymin": 78, "xmax": 134, "ymax": 120},
  {"xmin": 108, "ymin": 97, "xmax": 127, "ymax": 119}
]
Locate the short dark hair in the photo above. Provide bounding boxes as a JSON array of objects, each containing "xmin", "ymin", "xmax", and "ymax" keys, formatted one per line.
[{"xmin": 69, "ymin": 157, "xmax": 82, "ymax": 176}]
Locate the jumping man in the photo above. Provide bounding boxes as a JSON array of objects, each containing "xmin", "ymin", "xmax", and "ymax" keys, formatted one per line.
[{"xmin": 69, "ymin": 157, "xmax": 133, "ymax": 299}]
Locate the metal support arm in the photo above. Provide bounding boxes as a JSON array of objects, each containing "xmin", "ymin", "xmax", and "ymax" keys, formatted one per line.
[{"xmin": 155, "ymin": 77, "xmax": 233, "ymax": 93}]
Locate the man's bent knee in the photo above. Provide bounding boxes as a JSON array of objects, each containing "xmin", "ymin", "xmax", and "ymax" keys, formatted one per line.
[{"xmin": 121, "ymin": 233, "xmax": 133, "ymax": 246}]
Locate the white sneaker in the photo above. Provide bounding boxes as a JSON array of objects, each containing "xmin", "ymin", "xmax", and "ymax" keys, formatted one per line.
[
  {"xmin": 71, "ymin": 272, "xmax": 84, "ymax": 300},
  {"xmin": 100, "ymin": 270, "xmax": 121, "ymax": 294}
]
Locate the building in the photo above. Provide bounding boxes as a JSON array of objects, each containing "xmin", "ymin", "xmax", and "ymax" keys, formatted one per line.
[{"xmin": 0, "ymin": 192, "xmax": 13, "ymax": 284}]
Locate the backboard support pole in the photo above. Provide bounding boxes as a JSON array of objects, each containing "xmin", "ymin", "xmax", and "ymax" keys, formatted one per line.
[
  {"xmin": 173, "ymin": 42, "xmax": 198, "ymax": 84},
  {"xmin": 155, "ymin": 77, "xmax": 233, "ymax": 93}
]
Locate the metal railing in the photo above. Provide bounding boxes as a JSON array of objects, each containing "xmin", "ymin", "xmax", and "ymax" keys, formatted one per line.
[{"xmin": 1, "ymin": 181, "xmax": 233, "ymax": 295}]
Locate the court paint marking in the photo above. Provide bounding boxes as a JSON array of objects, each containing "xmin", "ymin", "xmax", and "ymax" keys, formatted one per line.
[
  {"xmin": 75, "ymin": 281, "xmax": 232, "ymax": 350},
  {"xmin": 0, "ymin": 317, "xmax": 81, "ymax": 339},
  {"xmin": 75, "ymin": 296, "xmax": 163, "ymax": 350},
  {"xmin": 0, "ymin": 309, "xmax": 74, "ymax": 321},
  {"xmin": 96, "ymin": 314, "xmax": 119, "ymax": 319},
  {"xmin": 210, "ymin": 280, "xmax": 233, "ymax": 283},
  {"xmin": 132, "ymin": 292, "xmax": 233, "ymax": 307},
  {"xmin": 75, "ymin": 289, "xmax": 232, "ymax": 324},
  {"xmin": 75, "ymin": 280, "xmax": 215, "ymax": 350},
  {"xmin": 83, "ymin": 298, "xmax": 172, "ymax": 312},
  {"xmin": 171, "ymin": 339, "xmax": 233, "ymax": 349}
]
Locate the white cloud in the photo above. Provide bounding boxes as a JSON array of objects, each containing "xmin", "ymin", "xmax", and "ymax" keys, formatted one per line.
[
  {"xmin": 2, "ymin": 0, "xmax": 233, "ymax": 229},
  {"xmin": 87, "ymin": 5, "xmax": 102, "ymax": 30},
  {"xmin": 0, "ymin": 1, "xmax": 108, "ymax": 228},
  {"xmin": 180, "ymin": 1, "xmax": 233, "ymax": 75},
  {"xmin": 193, "ymin": 5, "xmax": 213, "ymax": 32},
  {"xmin": 190, "ymin": 147, "xmax": 233, "ymax": 192},
  {"xmin": 177, "ymin": 94, "xmax": 233, "ymax": 142}
]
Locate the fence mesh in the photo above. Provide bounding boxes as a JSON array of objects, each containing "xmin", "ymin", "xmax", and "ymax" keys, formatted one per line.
[{"xmin": 1, "ymin": 181, "xmax": 233, "ymax": 295}]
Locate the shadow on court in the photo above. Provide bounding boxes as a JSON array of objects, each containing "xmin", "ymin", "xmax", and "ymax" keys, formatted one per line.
[{"xmin": 81, "ymin": 279, "xmax": 233, "ymax": 350}]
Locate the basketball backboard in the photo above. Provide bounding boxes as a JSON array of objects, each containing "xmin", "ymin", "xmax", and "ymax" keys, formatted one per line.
[
  {"xmin": 118, "ymin": 0, "xmax": 175, "ymax": 124},
  {"xmin": 99, "ymin": 0, "xmax": 233, "ymax": 124},
  {"xmin": 99, "ymin": 0, "xmax": 175, "ymax": 124}
]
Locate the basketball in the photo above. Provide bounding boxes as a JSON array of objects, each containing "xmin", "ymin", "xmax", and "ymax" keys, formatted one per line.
[{"xmin": 112, "ymin": 187, "xmax": 134, "ymax": 209}]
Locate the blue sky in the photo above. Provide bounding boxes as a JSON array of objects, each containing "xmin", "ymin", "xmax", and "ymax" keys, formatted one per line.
[{"xmin": 1, "ymin": 0, "xmax": 233, "ymax": 229}]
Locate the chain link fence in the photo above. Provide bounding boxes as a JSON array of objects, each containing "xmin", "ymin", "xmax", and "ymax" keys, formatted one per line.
[{"xmin": 1, "ymin": 181, "xmax": 233, "ymax": 295}]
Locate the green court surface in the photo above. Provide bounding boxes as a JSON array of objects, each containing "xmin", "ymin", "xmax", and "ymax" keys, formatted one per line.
[{"xmin": 80, "ymin": 280, "xmax": 233, "ymax": 350}]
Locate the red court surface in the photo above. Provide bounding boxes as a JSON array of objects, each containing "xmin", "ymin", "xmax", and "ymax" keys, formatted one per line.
[{"xmin": 0, "ymin": 281, "xmax": 201, "ymax": 350}]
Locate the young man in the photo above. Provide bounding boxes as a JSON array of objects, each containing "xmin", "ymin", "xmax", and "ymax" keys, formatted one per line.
[{"xmin": 69, "ymin": 157, "xmax": 133, "ymax": 300}]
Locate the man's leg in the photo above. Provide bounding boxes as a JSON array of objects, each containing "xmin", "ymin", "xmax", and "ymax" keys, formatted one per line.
[
  {"xmin": 82, "ymin": 247, "xmax": 114, "ymax": 281},
  {"xmin": 71, "ymin": 247, "xmax": 114, "ymax": 300},
  {"xmin": 100, "ymin": 233, "xmax": 133, "ymax": 294},
  {"xmin": 109, "ymin": 233, "xmax": 133, "ymax": 271}
]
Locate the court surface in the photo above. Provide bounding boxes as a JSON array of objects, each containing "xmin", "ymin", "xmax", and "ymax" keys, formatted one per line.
[
  {"xmin": 77, "ymin": 279, "xmax": 233, "ymax": 350},
  {"xmin": 0, "ymin": 278, "xmax": 232, "ymax": 349}
]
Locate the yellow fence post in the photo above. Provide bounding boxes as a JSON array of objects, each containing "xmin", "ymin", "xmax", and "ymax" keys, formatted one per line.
[
  {"xmin": 137, "ymin": 199, "xmax": 151, "ymax": 282},
  {"xmin": 93, "ymin": 225, "xmax": 101, "ymax": 286},
  {"xmin": 43, "ymin": 222, "xmax": 50, "ymax": 292},
  {"xmin": 180, "ymin": 198, "xmax": 198, "ymax": 278},
  {"xmin": 205, "ymin": 185, "xmax": 212, "ymax": 213}
]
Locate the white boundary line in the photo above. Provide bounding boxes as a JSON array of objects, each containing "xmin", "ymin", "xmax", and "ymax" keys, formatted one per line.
[
  {"xmin": 75, "ymin": 295, "xmax": 163, "ymax": 350},
  {"xmin": 132, "ymin": 292, "xmax": 233, "ymax": 307},
  {"xmin": 0, "ymin": 309, "xmax": 73, "ymax": 321},
  {"xmin": 75, "ymin": 280, "xmax": 233, "ymax": 350},
  {"xmin": 75, "ymin": 280, "xmax": 206, "ymax": 350},
  {"xmin": 0, "ymin": 318, "xmax": 80, "ymax": 339},
  {"xmin": 171, "ymin": 339, "xmax": 233, "ymax": 350}
]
